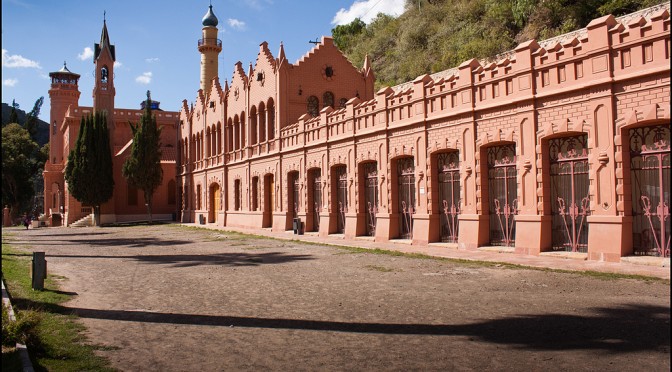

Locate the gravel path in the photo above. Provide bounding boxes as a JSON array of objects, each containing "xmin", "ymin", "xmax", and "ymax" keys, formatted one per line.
[{"xmin": 7, "ymin": 225, "xmax": 670, "ymax": 371}]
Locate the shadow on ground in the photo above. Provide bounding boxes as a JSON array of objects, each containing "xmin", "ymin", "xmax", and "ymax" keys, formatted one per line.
[
  {"xmin": 41, "ymin": 251, "xmax": 314, "ymax": 267},
  {"xmin": 16, "ymin": 301, "xmax": 669, "ymax": 353},
  {"xmin": 3, "ymin": 236, "xmax": 192, "ymax": 248}
]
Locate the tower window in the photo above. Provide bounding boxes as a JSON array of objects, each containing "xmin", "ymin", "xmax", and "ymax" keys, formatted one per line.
[{"xmin": 101, "ymin": 67, "xmax": 108, "ymax": 83}]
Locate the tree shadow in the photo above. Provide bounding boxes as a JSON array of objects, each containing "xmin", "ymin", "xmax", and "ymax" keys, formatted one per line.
[
  {"xmin": 42, "ymin": 288, "xmax": 78, "ymax": 296},
  {"xmin": 29, "ymin": 232, "xmax": 112, "ymax": 237},
  {"xmin": 44, "ymin": 251, "xmax": 314, "ymax": 267},
  {"xmin": 73, "ymin": 237, "xmax": 192, "ymax": 248},
  {"xmin": 15, "ymin": 301, "xmax": 669, "ymax": 353}
]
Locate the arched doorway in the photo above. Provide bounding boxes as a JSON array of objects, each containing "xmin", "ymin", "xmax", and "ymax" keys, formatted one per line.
[
  {"xmin": 396, "ymin": 157, "xmax": 415, "ymax": 239},
  {"xmin": 436, "ymin": 151, "xmax": 460, "ymax": 243},
  {"xmin": 209, "ymin": 183, "xmax": 220, "ymax": 223},
  {"xmin": 308, "ymin": 169, "xmax": 322, "ymax": 232},
  {"xmin": 549, "ymin": 135, "xmax": 590, "ymax": 252},
  {"xmin": 332, "ymin": 165, "xmax": 347, "ymax": 234},
  {"xmin": 361, "ymin": 162, "xmax": 378, "ymax": 236},
  {"xmin": 629, "ymin": 124, "xmax": 670, "ymax": 257},
  {"xmin": 263, "ymin": 174, "xmax": 274, "ymax": 228},
  {"xmin": 288, "ymin": 171, "xmax": 300, "ymax": 219},
  {"xmin": 487, "ymin": 144, "xmax": 517, "ymax": 246}
]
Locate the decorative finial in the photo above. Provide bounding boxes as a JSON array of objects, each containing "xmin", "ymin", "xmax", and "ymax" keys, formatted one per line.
[
  {"xmin": 104, "ymin": 10, "xmax": 106, "ymax": 22},
  {"xmin": 64, "ymin": 61, "xmax": 67, "ymax": 67},
  {"xmin": 146, "ymin": 90, "xmax": 151, "ymax": 100}
]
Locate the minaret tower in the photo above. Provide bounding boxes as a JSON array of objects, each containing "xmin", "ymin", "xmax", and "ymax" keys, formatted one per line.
[
  {"xmin": 199, "ymin": 3, "xmax": 221, "ymax": 94},
  {"xmin": 92, "ymin": 13, "xmax": 116, "ymax": 115}
]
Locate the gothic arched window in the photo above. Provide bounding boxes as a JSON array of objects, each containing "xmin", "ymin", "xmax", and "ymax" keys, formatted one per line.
[
  {"xmin": 339, "ymin": 98, "xmax": 347, "ymax": 109},
  {"xmin": 101, "ymin": 66, "xmax": 108, "ymax": 83},
  {"xmin": 307, "ymin": 96, "xmax": 319, "ymax": 117},
  {"xmin": 323, "ymin": 91, "xmax": 334, "ymax": 109}
]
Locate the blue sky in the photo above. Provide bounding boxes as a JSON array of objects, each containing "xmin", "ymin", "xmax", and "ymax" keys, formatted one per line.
[{"xmin": 2, "ymin": 0, "xmax": 406, "ymax": 122}]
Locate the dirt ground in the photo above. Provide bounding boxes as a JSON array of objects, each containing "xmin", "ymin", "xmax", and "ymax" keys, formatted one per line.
[{"xmin": 6, "ymin": 224, "xmax": 670, "ymax": 371}]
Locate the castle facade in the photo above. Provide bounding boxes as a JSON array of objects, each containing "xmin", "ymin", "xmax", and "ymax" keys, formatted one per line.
[{"xmin": 179, "ymin": 3, "xmax": 670, "ymax": 261}]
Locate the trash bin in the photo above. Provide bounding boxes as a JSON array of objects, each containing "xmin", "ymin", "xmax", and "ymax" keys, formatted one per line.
[
  {"xmin": 298, "ymin": 220, "xmax": 304, "ymax": 235},
  {"xmin": 293, "ymin": 218, "xmax": 299, "ymax": 234}
]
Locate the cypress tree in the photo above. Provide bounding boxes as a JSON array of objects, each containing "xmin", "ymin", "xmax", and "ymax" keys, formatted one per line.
[
  {"xmin": 9, "ymin": 99, "xmax": 19, "ymax": 124},
  {"xmin": 64, "ymin": 111, "xmax": 114, "ymax": 226},
  {"xmin": 123, "ymin": 91, "xmax": 163, "ymax": 223}
]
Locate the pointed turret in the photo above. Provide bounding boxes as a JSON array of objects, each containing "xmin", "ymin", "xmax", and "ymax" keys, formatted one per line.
[
  {"xmin": 362, "ymin": 54, "xmax": 372, "ymax": 76},
  {"xmin": 362, "ymin": 53, "xmax": 375, "ymax": 98},
  {"xmin": 92, "ymin": 14, "xmax": 116, "ymax": 116},
  {"xmin": 94, "ymin": 14, "xmax": 116, "ymax": 62},
  {"xmin": 278, "ymin": 42, "xmax": 286, "ymax": 62}
]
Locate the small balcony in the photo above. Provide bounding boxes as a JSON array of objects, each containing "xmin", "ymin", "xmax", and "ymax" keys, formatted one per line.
[{"xmin": 198, "ymin": 38, "xmax": 222, "ymax": 48}]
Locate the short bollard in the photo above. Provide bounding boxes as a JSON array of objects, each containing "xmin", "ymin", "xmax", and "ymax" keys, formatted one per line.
[{"xmin": 31, "ymin": 252, "xmax": 47, "ymax": 290}]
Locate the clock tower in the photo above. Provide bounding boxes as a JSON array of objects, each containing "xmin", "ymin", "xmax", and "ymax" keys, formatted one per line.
[{"xmin": 92, "ymin": 14, "xmax": 116, "ymax": 116}]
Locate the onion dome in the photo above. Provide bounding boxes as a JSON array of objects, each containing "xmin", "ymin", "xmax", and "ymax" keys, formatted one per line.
[{"xmin": 202, "ymin": 5, "xmax": 218, "ymax": 27}]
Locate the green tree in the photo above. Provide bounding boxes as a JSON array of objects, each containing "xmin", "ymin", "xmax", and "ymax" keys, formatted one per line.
[
  {"xmin": 8, "ymin": 99, "xmax": 19, "ymax": 124},
  {"xmin": 331, "ymin": 18, "xmax": 366, "ymax": 51},
  {"xmin": 2, "ymin": 123, "xmax": 40, "ymax": 221},
  {"xmin": 64, "ymin": 111, "xmax": 114, "ymax": 226},
  {"xmin": 23, "ymin": 96, "xmax": 44, "ymax": 141},
  {"xmin": 122, "ymin": 91, "xmax": 163, "ymax": 223}
]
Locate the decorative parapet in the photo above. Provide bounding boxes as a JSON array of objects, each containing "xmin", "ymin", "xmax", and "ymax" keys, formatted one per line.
[{"xmin": 243, "ymin": 4, "xmax": 670, "ymax": 163}]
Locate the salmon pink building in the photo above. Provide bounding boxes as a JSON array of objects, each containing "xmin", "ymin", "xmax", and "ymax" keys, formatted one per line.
[
  {"xmin": 43, "ymin": 19, "xmax": 180, "ymax": 226},
  {"xmin": 179, "ymin": 3, "xmax": 670, "ymax": 262}
]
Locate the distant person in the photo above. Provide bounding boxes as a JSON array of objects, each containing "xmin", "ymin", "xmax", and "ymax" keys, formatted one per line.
[{"xmin": 23, "ymin": 214, "xmax": 31, "ymax": 229}]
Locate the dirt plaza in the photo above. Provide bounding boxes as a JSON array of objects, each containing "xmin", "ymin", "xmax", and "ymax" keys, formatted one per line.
[{"xmin": 6, "ymin": 224, "xmax": 670, "ymax": 371}]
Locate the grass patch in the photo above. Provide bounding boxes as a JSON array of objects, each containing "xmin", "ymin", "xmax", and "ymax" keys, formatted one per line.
[{"xmin": 1, "ymin": 233, "xmax": 115, "ymax": 371}]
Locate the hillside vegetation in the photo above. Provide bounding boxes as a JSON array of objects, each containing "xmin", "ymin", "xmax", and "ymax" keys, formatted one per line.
[{"xmin": 333, "ymin": 0, "xmax": 666, "ymax": 89}]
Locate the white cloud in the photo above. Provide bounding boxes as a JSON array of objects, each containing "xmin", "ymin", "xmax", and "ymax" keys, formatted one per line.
[
  {"xmin": 77, "ymin": 47, "xmax": 94, "ymax": 61},
  {"xmin": 114, "ymin": 61, "xmax": 123, "ymax": 68},
  {"xmin": 2, "ymin": 49, "xmax": 41, "ymax": 69},
  {"xmin": 135, "ymin": 72, "xmax": 152, "ymax": 84},
  {"xmin": 3, "ymin": 78, "xmax": 18, "ymax": 87},
  {"xmin": 332, "ymin": 0, "xmax": 405, "ymax": 25},
  {"xmin": 145, "ymin": 57, "xmax": 160, "ymax": 63},
  {"xmin": 227, "ymin": 18, "xmax": 246, "ymax": 30}
]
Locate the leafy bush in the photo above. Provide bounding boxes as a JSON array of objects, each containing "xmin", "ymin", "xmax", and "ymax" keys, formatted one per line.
[{"xmin": 2, "ymin": 303, "xmax": 41, "ymax": 347}]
